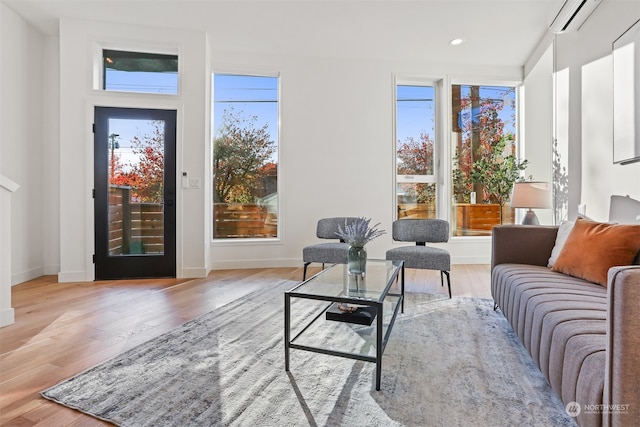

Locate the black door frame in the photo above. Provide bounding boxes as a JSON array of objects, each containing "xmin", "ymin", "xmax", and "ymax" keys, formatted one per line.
[{"xmin": 94, "ymin": 107, "xmax": 177, "ymax": 279}]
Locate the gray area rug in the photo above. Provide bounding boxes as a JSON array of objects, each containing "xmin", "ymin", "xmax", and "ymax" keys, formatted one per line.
[{"xmin": 42, "ymin": 280, "xmax": 576, "ymax": 426}]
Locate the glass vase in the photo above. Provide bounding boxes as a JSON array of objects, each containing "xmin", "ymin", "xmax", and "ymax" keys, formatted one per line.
[{"xmin": 348, "ymin": 245, "xmax": 367, "ymax": 277}]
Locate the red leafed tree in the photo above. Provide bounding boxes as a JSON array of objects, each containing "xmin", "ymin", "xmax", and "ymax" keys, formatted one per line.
[
  {"xmin": 109, "ymin": 121, "xmax": 165, "ymax": 203},
  {"xmin": 452, "ymin": 86, "xmax": 522, "ymax": 206},
  {"xmin": 259, "ymin": 162, "xmax": 277, "ymax": 176},
  {"xmin": 397, "ymin": 132, "xmax": 435, "ymax": 204},
  {"xmin": 109, "ymin": 150, "xmax": 131, "ymax": 186},
  {"xmin": 213, "ymin": 108, "xmax": 276, "ymax": 203},
  {"xmin": 397, "ymin": 133, "xmax": 434, "ymax": 175}
]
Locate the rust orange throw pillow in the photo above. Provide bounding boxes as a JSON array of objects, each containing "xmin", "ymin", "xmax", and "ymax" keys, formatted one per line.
[{"xmin": 552, "ymin": 218, "xmax": 640, "ymax": 286}]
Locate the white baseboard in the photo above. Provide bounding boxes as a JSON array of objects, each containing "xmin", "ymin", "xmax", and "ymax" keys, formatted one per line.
[
  {"xmin": 0, "ymin": 308, "xmax": 15, "ymax": 327},
  {"xmin": 58, "ymin": 270, "xmax": 90, "ymax": 283},
  {"xmin": 210, "ymin": 258, "xmax": 300, "ymax": 270},
  {"xmin": 451, "ymin": 255, "xmax": 491, "ymax": 264},
  {"xmin": 43, "ymin": 264, "xmax": 61, "ymax": 275},
  {"xmin": 179, "ymin": 267, "xmax": 209, "ymax": 278},
  {"xmin": 11, "ymin": 266, "xmax": 44, "ymax": 286}
]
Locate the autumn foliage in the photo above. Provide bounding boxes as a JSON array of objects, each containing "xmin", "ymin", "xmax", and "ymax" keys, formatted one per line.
[
  {"xmin": 397, "ymin": 133, "xmax": 435, "ymax": 205},
  {"xmin": 452, "ymin": 86, "xmax": 527, "ymax": 212},
  {"xmin": 109, "ymin": 121, "xmax": 165, "ymax": 203},
  {"xmin": 213, "ymin": 108, "xmax": 276, "ymax": 204}
]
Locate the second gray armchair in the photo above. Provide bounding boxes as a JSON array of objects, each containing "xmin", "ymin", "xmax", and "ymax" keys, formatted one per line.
[{"xmin": 385, "ymin": 219, "xmax": 452, "ymax": 298}]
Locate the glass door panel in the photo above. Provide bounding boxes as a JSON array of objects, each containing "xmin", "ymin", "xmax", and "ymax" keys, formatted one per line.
[{"xmin": 107, "ymin": 119, "xmax": 165, "ymax": 256}]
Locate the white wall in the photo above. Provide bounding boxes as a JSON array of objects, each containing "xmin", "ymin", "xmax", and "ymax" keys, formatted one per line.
[
  {"xmin": 42, "ymin": 36, "xmax": 60, "ymax": 276},
  {"xmin": 0, "ymin": 3, "xmax": 45, "ymax": 285},
  {"xmin": 523, "ymin": 38, "xmax": 555, "ymax": 225},
  {"xmin": 554, "ymin": 0, "xmax": 640, "ymax": 222}
]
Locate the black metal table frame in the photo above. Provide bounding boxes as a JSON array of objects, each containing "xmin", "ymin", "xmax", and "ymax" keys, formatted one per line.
[{"xmin": 284, "ymin": 261, "xmax": 404, "ymax": 391}]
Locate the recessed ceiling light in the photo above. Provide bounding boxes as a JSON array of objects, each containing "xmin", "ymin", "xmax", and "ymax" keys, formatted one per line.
[{"xmin": 449, "ymin": 38, "xmax": 464, "ymax": 46}]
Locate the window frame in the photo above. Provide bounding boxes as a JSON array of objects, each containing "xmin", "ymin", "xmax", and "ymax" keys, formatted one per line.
[
  {"xmin": 211, "ymin": 69, "xmax": 282, "ymax": 244},
  {"xmin": 393, "ymin": 75, "xmax": 443, "ymax": 221}
]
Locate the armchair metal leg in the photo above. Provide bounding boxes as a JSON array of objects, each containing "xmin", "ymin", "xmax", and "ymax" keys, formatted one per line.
[
  {"xmin": 303, "ymin": 262, "xmax": 311, "ymax": 280},
  {"xmin": 442, "ymin": 271, "xmax": 451, "ymax": 298}
]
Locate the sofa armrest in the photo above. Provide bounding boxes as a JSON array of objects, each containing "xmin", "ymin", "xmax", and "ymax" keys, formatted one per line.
[
  {"xmin": 491, "ymin": 225, "xmax": 558, "ymax": 270},
  {"xmin": 604, "ymin": 266, "xmax": 640, "ymax": 427}
]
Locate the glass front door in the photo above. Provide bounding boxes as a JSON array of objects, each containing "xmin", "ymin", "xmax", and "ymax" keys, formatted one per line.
[{"xmin": 94, "ymin": 107, "xmax": 176, "ymax": 279}]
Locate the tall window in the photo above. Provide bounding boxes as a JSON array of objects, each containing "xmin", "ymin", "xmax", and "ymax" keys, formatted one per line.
[
  {"xmin": 102, "ymin": 50, "xmax": 178, "ymax": 94},
  {"xmin": 451, "ymin": 84, "xmax": 522, "ymax": 236},
  {"xmin": 395, "ymin": 84, "xmax": 437, "ymax": 220},
  {"xmin": 213, "ymin": 74, "xmax": 279, "ymax": 239}
]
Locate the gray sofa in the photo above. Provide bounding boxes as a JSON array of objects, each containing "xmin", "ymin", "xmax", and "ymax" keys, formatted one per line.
[{"xmin": 491, "ymin": 225, "xmax": 640, "ymax": 427}]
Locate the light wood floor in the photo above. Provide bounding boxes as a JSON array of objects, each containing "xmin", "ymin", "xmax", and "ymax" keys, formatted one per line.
[{"xmin": 0, "ymin": 264, "xmax": 491, "ymax": 426}]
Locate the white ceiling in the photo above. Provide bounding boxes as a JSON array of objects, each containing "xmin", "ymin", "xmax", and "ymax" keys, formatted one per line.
[{"xmin": 3, "ymin": 0, "xmax": 566, "ymax": 67}]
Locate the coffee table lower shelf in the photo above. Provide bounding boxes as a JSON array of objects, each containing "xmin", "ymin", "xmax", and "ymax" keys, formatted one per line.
[{"xmin": 284, "ymin": 288, "xmax": 404, "ymax": 390}]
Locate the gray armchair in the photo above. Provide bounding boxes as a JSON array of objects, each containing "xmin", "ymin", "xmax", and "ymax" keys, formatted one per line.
[
  {"xmin": 302, "ymin": 217, "xmax": 359, "ymax": 280},
  {"xmin": 385, "ymin": 219, "xmax": 452, "ymax": 298}
]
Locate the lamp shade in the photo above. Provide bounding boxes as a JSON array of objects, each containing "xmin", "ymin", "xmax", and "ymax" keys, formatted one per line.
[{"xmin": 510, "ymin": 181, "xmax": 552, "ymax": 209}]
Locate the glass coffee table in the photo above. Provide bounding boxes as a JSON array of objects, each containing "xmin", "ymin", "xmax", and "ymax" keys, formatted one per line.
[{"xmin": 284, "ymin": 259, "xmax": 404, "ymax": 391}]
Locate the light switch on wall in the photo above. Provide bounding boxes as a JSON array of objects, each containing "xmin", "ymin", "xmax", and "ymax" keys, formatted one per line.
[{"xmin": 189, "ymin": 178, "xmax": 201, "ymax": 189}]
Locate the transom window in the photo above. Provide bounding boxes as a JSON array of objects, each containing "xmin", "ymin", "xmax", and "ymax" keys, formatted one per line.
[{"xmin": 102, "ymin": 49, "xmax": 178, "ymax": 95}]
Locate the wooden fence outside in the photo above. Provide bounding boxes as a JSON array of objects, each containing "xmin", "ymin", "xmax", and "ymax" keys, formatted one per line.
[
  {"xmin": 109, "ymin": 186, "xmax": 164, "ymax": 255},
  {"xmin": 214, "ymin": 203, "xmax": 277, "ymax": 238},
  {"xmin": 398, "ymin": 203, "xmax": 436, "ymax": 219}
]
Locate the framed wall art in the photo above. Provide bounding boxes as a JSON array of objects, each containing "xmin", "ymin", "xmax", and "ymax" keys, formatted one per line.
[{"xmin": 613, "ymin": 19, "xmax": 640, "ymax": 165}]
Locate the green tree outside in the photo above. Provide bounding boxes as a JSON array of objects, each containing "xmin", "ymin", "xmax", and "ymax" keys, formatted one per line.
[{"xmin": 213, "ymin": 108, "xmax": 276, "ymax": 204}]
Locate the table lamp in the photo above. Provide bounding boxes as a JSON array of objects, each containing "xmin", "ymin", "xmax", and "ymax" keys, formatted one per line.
[{"xmin": 510, "ymin": 181, "xmax": 551, "ymax": 225}]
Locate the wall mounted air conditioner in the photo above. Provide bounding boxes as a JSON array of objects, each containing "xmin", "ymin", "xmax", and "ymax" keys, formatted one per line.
[{"xmin": 549, "ymin": 0, "xmax": 602, "ymax": 33}]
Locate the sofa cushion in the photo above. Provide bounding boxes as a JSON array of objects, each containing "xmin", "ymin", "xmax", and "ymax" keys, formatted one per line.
[
  {"xmin": 575, "ymin": 350, "xmax": 606, "ymax": 427},
  {"xmin": 561, "ymin": 334, "xmax": 606, "ymax": 407},
  {"xmin": 527, "ymin": 298, "xmax": 606, "ymax": 365},
  {"xmin": 538, "ymin": 310, "xmax": 606, "ymax": 381},
  {"xmin": 491, "ymin": 264, "xmax": 605, "ymax": 341},
  {"xmin": 552, "ymin": 218, "xmax": 640, "ymax": 286},
  {"xmin": 548, "ymin": 320, "xmax": 606, "ymax": 397}
]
